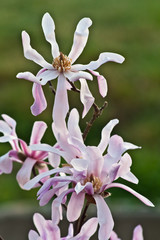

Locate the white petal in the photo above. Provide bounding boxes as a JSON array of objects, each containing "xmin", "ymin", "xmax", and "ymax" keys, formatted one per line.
[
  {"xmin": 37, "ymin": 69, "xmax": 59, "ymax": 85},
  {"xmin": 42, "ymin": 12, "xmax": 60, "ymax": 58},
  {"xmin": 16, "ymin": 72, "xmax": 42, "ymax": 84},
  {"xmin": 68, "ymin": 18, "xmax": 92, "ymax": 63},
  {"xmin": 64, "ymin": 70, "xmax": 93, "ymax": 82},
  {"xmin": 68, "ymin": 108, "xmax": 83, "ymax": 142}
]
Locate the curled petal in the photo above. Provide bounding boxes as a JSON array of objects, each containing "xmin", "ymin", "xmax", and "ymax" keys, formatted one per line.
[
  {"xmin": 90, "ymin": 70, "xmax": 108, "ymax": 97},
  {"xmin": 106, "ymin": 183, "xmax": 154, "ymax": 207},
  {"xmin": 16, "ymin": 72, "xmax": 42, "ymax": 84},
  {"xmin": 80, "ymin": 78, "xmax": 95, "ymax": 118},
  {"xmin": 31, "ymin": 83, "xmax": 47, "ymax": 116},
  {"xmin": 0, "ymin": 152, "xmax": 13, "ymax": 174},
  {"xmin": 37, "ymin": 69, "xmax": 59, "ymax": 85},
  {"xmin": 22, "ymin": 31, "xmax": 52, "ymax": 69},
  {"xmin": 30, "ymin": 121, "xmax": 47, "ymax": 145},
  {"xmin": 42, "ymin": 12, "xmax": 60, "ymax": 58},
  {"xmin": 98, "ymin": 119, "xmax": 119, "ymax": 154},
  {"xmin": 68, "ymin": 17, "xmax": 92, "ymax": 64},
  {"xmin": 64, "ymin": 70, "xmax": 93, "ymax": 82}
]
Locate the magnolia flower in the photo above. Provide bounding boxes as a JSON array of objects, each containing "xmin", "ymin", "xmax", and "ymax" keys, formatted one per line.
[
  {"xmin": 24, "ymin": 109, "xmax": 154, "ymax": 240},
  {"xmin": 29, "ymin": 212, "xmax": 98, "ymax": 240},
  {"xmin": 0, "ymin": 114, "xmax": 49, "ymax": 188},
  {"xmin": 110, "ymin": 225, "xmax": 144, "ymax": 240},
  {"xmin": 17, "ymin": 12, "xmax": 124, "ymax": 119}
]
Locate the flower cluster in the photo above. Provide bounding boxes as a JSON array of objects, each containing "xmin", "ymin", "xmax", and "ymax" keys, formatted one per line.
[{"xmin": 0, "ymin": 12, "xmax": 154, "ymax": 240}]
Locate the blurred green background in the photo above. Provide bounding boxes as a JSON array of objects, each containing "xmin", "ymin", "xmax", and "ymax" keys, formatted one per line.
[{"xmin": 0, "ymin": 0, "xmax": 159, "ymax": 207}]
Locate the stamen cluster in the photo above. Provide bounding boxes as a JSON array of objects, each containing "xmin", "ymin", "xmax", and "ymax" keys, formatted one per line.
[
  {"xmin": 52, "ymin": 52, "xmax": 72, "ymax": 72},
  {"xmin": 83, "ymin": 174, "xmax": 103, "ymax": 193}
]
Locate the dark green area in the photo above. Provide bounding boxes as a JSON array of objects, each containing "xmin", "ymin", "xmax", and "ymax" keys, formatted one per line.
[{"xmin": 0, "ymin": 0, "xmax": 159, "ymax": 205}]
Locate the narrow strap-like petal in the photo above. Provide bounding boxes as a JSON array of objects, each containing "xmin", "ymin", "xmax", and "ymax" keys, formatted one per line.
[
  {"xmin": 42, "ymin": 12, "xmax": 60, "ymax": 58},
  {"xmin": 64, "ymin": 70, "xmax": 93, "ymax": 82},
  {"xmin": 90, "ymin": 70, "xmax": 108, "ymax": 97},
  {"xmin": 80, "ymin": 78, "xmax": 95, "ymax": 118},
  {"xmin": 68, "ymin": 17, "xmax": 92, "ymax": 64},
  {"xmin": 67, "ymin": 192, "xmax": 85, "ymax": 222},
  {"xmin": 30, "ymin": 121, "xmax": 47, "ymax": 145},
  {"xmin": 31, "ymin": 83, "xmax": 47, "ymax": 116},
  {"xmin": 98, "ymin": 119, "xmax": 119, "ymax": 154},
  {"xmin": 16, "ymin": 71, "xmax": 42, "ymax": 84},
  {"xmin": 22, "ymin": 31, "xmax": 52, "ymax": 69},
  {"xmin": 68, "ymin": 108, "xmax": 83, "ymax": 142},
  {"xmin": 105, "ymin": 183, "xmax": 154, "ymax": 207},
  {"xmin": 52, "ymin": 74, "xmax": 69, "ymax": 129},
  {"xmin": 94, "ymin": 194, "xmax": 114, "ymax": 240},
  {"xmin": 71, "ymin": 52, "xmax": 125, "ymax": 71},
  {"xmin": 37, "ymin": 69, "xmax": 59, "ymax": 85},
  {"xmin": 0, "ymin": 152, "xmax": 13, "ymax": 174},
  {"xmin": 132, "ymin": 225, "xmax": 144, "ymax": 240}
]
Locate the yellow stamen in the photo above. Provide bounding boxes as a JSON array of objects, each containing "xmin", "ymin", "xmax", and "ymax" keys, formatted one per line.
[{"xmin": 52, "ymin": 52, "xmax": 72, "ymax": 72}]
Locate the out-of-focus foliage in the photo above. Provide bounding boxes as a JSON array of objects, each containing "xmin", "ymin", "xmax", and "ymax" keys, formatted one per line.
[{"xmin": 0, "ymin": 0, "xmax": 159, "ymax": 204}]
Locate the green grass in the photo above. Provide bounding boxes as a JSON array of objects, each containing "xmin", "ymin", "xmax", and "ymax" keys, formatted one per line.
[{"xmin": 0, "ymin": 0, "xmax": 160, "ymax": 203}]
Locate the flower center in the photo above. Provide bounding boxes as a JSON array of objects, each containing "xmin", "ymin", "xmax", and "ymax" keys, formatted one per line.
[
  {"xmin": 83, "ymin": 174, "xmax": 103, "ymax": 193},
  {"xmin": 52, "ymin": 52, "xmax": 72, "ymax": 72}
]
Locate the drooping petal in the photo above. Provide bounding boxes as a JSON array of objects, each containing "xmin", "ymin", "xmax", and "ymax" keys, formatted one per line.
[
  {"xmin": 105, "ymin": 183, "xmax": 154, "ymax": 207},
  {"xmin": 30, "ymin": 121, "xmax": 47, "ymax": 145},
  {"xmin": 22, "ymin": 31, "xmax": 52, "ymax": 69},
  {"xmin": 80, "ymin": 78, "xmax": 95, "ymax": 118},
  {"xmin": 110, "ymin": 231, "xmax": 121, "ymax": 240},
  {"xmin": 98, "ymin": 119, "xmax": 119, "ymax": 154},
  {"xmin": 68, "ymin": 108, "xmax": 83, "ymax": 142},
  {"xmin": 16, "ymin": 72, "xmax": 42, "ymax": 84},
  {"xmin": 72, "ymin": 217, "xmax": 98, "ymax": 240},
  {"xmin": 16, "ymin": 157, "xmax": 37, "ymax": 188},
  {"xmin": 68, "ymin": 17, "xmax": 92, "ymax": 64},
  {"xmin": 121, "ymin": 171, "xmax": 139, "ymax": 184},
  {"xmin": 67, "ymin": 191, "xmax": 85, "ymax": 222},
  {"xmin": 42, "ymin": 12, "xmax": 60, "ymax": 58},
  {"xmin": 90, "ymin": 70, "xmax": 108, "ymax": 97},
  {"xmin": 64, "ymin": 70, "xmax": 93, "ymax": 82},
  {"xmin": 71, "ymin": 52, "xmax": 125, "ymax": 71},
  {"xmin": 31, "ymin": 83, "xmax": 47, "ymax": 116},
  {"xmin": 53, "ymin": 74, "xmax": 69, "ymax": 130},
  {"xmin": 94, "ymin": 194, "xmax": 114, "ymax": 240},
  {"xmin": 132, "ymin": 225, "xmax": 144, "ymax": 240},
  {"xmin": 28, "ymin": 230, "xmax": 39, "ymax": 240}
]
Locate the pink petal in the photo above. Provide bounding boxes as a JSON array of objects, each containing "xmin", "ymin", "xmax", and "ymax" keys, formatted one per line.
[
  {"xmin": 72, "ymin": 217, "xmax": 98, "ymax": 240},
  {"xmin": 16, "ymin": 72, "xmax": 41, "ymax": 84},
  {"xmin": 22, "ymin": 31, "xmax": 52, "ymax": 69},
  {"xmin": 16, "ymin": 157, "xmax": 37, "ymax": 188},
  {"xmin": 48, "ymin": 152, "xmax": 60, "ymax": 168},
  {"xmin": 42, "ymin": 12, "xmax": 60, "ymax": 58},
  {"xmin": 110, "ymin": 231, "xmax": 120, "ymax": 240},
  {"xmin": 94, "ymin": 194, "xmax": 114, "ymax": 240},
  {"xmin": 28, "ymin": 230, "xmax": 39, "ymax": 240},
  {"xmin": 132, "ymin": 225, "xmax": 144, "ymax": 240},
  {"xmin": 2, "ymin": 114, "xmax": 16, "ymax": 130},
  {"xmin": 90, "ymin": 70, "xmax": 108, "ymax": 97},
  {"xmin": 106, "ymin": 183, "xmax": 154, "ymax": 207},
  {"xmin": 68, "ymin": 108, "xmax": 83, "ymax": 142},
  {"xmin": 64, "ymin": 70, "xmax": 93, "ymax": 82},
  {"xmin": 68, "ymin": 17, "xmax": 92, "ymax": 64},
  {"xmin": 98, "ymin": 119, "xmax": 119, "ymax": 154},
  {"xmin": 80, "ymin": 78, "xmax": 95, "ymax": 118},
  {"xmin": 71, "ymin": 158, "xmax": 88, "ymax": 171},
  {"xmin": 30, "ymin": 121, "xmax": 47, "ymax": 145},
  {"xmin": 31, "ymin": 83, "xmax": 47, "ymax": 116},
  {"xmin": 0, "ymin": 152, "xmax": 13, "ymax": 174},
  {"xmin": 52, "ymin": 74, "xmax": 69, "ymax": 130},
  {"xmin": 67, "ymin": 192, "xmax": 85, "ymax": 221}
]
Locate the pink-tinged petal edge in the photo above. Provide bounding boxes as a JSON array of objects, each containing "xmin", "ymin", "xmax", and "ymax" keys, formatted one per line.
[{"xmin": 31, "ymin": 83, "xmax": 47, "ymax": 116}]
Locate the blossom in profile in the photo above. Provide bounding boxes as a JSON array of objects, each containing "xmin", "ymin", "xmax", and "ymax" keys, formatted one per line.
[
  {"xmin": 110, "ymin": 225, "xmax": 144, "ymax": 240},
  {"xmin": 17, "ymin": 12, "xmax": 125, "ymax": 119},
  {"xmin": 0, "ymin": 114, "xmax": 49, "ymax": 188},
  {"xmin": 24, "ymin": 109, "xmax": 154, "ymax": 240},
  {"xmin": 28, "ymin": 212, "xmax": 98, "ymax": 240}
]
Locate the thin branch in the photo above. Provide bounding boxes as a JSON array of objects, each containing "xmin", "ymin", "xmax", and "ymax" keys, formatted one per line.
[
  {"xmin": 67, "ymin": 79, "xmax": 80, "ymax": 93},
  {"xmin": 48, "ymin": 81, "xmax": 56, "ymax": 95},
  {"xmin": 82, "ymin": 101, "xmax": 108, "ymax": 141}
]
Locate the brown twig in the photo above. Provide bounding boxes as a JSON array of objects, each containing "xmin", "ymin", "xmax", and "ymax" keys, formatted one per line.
[
  {"xmin": 48, "ymin": 81, "xmax": 56, "ymax": 95},
  {"xmin": 82, "ymin": 101, "xmax": 108, "ymax": 141},
  {"xmin": 67, "ymin": 79, "xmax": 80, "ymax": 93}
]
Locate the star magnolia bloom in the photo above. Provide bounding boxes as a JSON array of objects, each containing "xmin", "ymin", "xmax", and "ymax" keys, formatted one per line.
[
  {"xmin": 29, "ymin": 212, "xmax": 98, "ymax": 240},
  {"xmin": 16, "ymin": 12, "xmax": 124, "ymax": 119},
  {"xmin": 110, "ymin": 225, "xmax": 144, "ymax": 240},
  {"xmin": 0, "ymin": 114, "xmax": 49, "ymax": 188},
  {"xmin": 24, "ymin": 109, "xmax": 154, "ymax": 240}
]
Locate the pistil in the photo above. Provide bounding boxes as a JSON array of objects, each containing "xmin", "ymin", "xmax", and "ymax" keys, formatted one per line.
[
  {"xmin": 83, "ymin": 174, "xmax": 103, "ymax": 193},
  {"xmin": 52, "ymin": 52, "xmax": 72, "ymax": 72}
]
